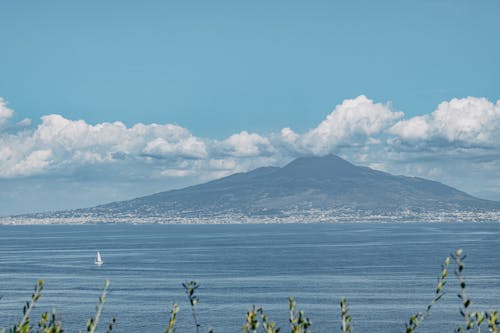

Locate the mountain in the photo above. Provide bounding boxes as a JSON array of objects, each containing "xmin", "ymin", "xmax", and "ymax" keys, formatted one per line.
[{"xmin": 6, "ymin": 155, "xmax": 500, "ymax": 223}]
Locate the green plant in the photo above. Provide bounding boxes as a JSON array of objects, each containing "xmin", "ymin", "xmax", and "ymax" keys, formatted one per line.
[
  {"xmin": 105, "ymin": 316, "xmax": 116, "ymax": 333},
  {"xmin": 243, "ymin": 305, "xmax": 260, "ymax": 333},
  {"xmin": 451, "ymin": 249, "xmax": 499, "ymax": 333},
  {"xmin": 85, "ymin": 280, "xmax": 110, "ymax": 333},
  {"xmin": 288, "ymin": 297, "xmax": 311, "ymax": 333},
  {"xmin": 165, "ymin": 303, "xmax": 179, "ymax": 333},
  {"xmin": 182, "ymin": 281, "xmax": 201, "ymax": 333},
  {"xmin": 340, "ymin": 297, "xmax": 352, "ymax": 333},
  {"xmin": 402, "ymin": 249, "xmax": 499, "ymax": 333},
  {"xmin": 9, "ymin": 279, "xmax": 44, "ymax": 333},
  {"xmin": 405, "ymin": 255, "xmax": 450, "ymax": 333},
  {"xmin": 0, "ymin": 279, "xmax": 115, "ymax": 333},
  {"xmin": 242, "ymin": 298, "xmax": 311, "ymax": 333},
  {"xmin": 37, "ymin": 310, "xmax": 62, "ymax": 333},
  {"xmin": 258, "ymin": 308, "xmax": 281, "ymax": 333},
  {"xmin": 486, "ymin": 311, "xmax": 499, "ymax": 333}
]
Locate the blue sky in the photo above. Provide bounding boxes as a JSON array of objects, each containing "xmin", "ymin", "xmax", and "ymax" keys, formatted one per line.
[{"xmin": 1, "ymin": 1, "xmax": 500, "ymax": 214}]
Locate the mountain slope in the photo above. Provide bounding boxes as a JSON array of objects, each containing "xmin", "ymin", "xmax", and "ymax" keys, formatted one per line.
[
  {"xmin": 8, "ymin": 154, "xmax": 500, "ymax": 223},
  {"xmin": 76, "ymin": 155, "xmax": 500, "ymax": 219}
]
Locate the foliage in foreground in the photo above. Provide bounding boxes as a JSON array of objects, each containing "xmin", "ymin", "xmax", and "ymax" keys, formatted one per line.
[{"xmin": 1, "ymin": 249, "xmax": 499, "ymax": 333}]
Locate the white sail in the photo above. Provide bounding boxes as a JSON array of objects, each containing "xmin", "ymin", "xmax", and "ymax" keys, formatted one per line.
[{"xmin": 95, "ymin": 251, "xmax": 103, "ymax": 265}]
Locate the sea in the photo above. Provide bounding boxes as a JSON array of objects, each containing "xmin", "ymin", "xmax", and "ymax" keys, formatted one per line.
[{"xmin": 0, "ymin": 222, "xmax": 499, "ymax": 333}]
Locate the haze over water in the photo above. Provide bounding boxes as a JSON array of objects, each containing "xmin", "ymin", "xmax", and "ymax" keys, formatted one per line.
[{"xmin": 1, "ymin": 222, "xmax": 499, "ymax": 333}]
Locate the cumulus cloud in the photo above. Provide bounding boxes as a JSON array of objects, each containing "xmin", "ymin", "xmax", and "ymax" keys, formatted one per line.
[
  {"xmin": 390, "ymin": 97, "xmax": 500, "ymax": 148},
  {"xmin": 10, "ymin": 149, "xmax": 53, "ymax": 178},
  {"xmin": 2, "ymin": 94, "xmax": 500, "ymax": 197},
  {"xmin": 0, "ymin": 112, "xmax": 209, "ymax": 178},
  {"xmin": 222, "ymin": 131, "xmax": 275, "ymax": 157},
  {"xmin": 282, "ymin": 95, "xmax": 404, "ymax": 155},
  {"xmin": 143, "ymin": 136, "xmax": 207, "ymax": 159},
  {"xmin": 0, "ymin": 98, "xmax": 14, "ymax": 127}
]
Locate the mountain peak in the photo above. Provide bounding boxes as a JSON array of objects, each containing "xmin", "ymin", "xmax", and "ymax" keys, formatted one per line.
[
  {"xmin": 281, "ymin": 154, "xmax": 361, "ymax": 178},
  {"xmin": 289, "ymin": 154, "xmax": 352, "ymax": 164}
]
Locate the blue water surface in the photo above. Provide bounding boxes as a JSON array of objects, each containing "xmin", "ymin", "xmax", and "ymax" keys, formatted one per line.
[{"xmin": 1, "ymin": 223, "xmax": 499, "ymax": 332}]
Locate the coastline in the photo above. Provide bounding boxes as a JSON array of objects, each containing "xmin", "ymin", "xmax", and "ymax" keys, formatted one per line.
[{"xmin": 2, "ymin": 210, "xmax": 500, "ymax": 225}]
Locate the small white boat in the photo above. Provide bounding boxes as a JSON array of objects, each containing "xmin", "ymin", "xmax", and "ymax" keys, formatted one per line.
[{"xmin": 94, "ymin": 251, "xmax": 103, "ymax": 266}]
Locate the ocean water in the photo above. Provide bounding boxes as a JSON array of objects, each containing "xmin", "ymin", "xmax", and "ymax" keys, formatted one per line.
[{"xmin": 0, "ymin": 223, "xmax": 499, "ymax": 332}]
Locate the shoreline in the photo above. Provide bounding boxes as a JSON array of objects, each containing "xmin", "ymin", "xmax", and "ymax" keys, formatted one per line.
[{"xmin": 2, "ymin": 213, "xmax": 500, "ymax": 225}]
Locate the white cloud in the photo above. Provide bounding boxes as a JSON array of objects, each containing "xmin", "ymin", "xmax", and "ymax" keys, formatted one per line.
[
  {"xmin": 287, "ymin": 95, "xmax": 404, "ymax": 155},
  {"xmin": 143, "ymin": 136, "xmax": 207, "ymax": 159},
  {"xmin": 390, "ymin": 97, "xmax": 500, "ymax": 148},
  {"xmin": 280, "ymin": 127, "xmax": 299, "ymax": 143},
  {"xmin": 0, "ymin": 98, "xmax": 14, "ymax": 127},
  {"xmin": 0, "ymin": 112, "xmax": 209, "ymax": 178},
  {"xmin": 16, "ymin": 118, "xmax": 32, "ymax": 127},
  {"xmin": 222, "ymin": 131, "xmax": 274, "ymax": 157},
  {"xmin": 160, "ymin": 169, "xmax": 194, "ymax": 177},
  {"xmin": 11, "ymin": 149, "xmax": 53, "ymax": 177},
  {"xmin": 2, "ymin": 94, "xmax": 500, "ymax": 203}
]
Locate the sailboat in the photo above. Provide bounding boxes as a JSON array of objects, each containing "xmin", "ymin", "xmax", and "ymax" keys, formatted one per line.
[{"xmin": 94, "ymin": 251, "xmax": 103, "ymax": 266}]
